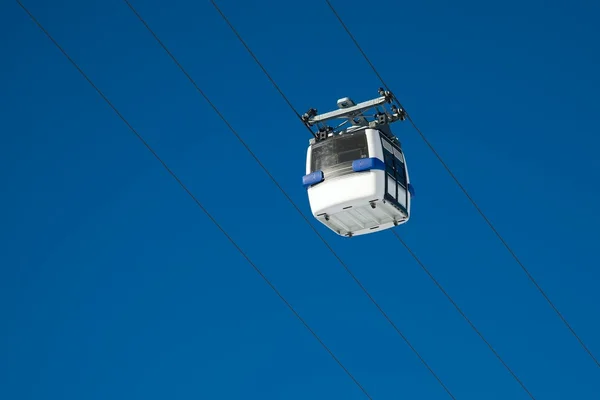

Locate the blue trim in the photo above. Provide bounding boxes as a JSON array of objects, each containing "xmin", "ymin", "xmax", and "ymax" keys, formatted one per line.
[
  {"xmin": 408, "ymin": 183, "xmax": 415, "ymax": 197},
  {"xmin": 302, "ymin": 170, "xmax": 324, "ymax": 188},
  {"xmin": 352, "ymin": 157, "xmax": 385, "ymax": 172}
]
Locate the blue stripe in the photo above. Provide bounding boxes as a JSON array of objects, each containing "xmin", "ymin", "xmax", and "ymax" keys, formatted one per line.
[
  {"xmin": 302, "ymin": 170, "xmax": 324, "ymax": 188},
  {"xmin": 352, "ymin": 157, "xmax": 385, "ymax": 172}
]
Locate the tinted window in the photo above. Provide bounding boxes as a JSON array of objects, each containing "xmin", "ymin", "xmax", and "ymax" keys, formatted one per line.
[
  {"xmin": 384, "ymin": 149, "xmax": 394, "ymax": 168},
  {"xmin": 395, "ymin": 162, "xmax": 407, "ymax": 187},
  {"xmin": 311, "ymin": 132, "xmax": 368, "ymax": 172},
  {"xmin": 382, "ymin": 136, "xmax": 407, "ymax": 188}
]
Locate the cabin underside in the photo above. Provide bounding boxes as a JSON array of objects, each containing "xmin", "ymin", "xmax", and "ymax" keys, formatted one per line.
[{"xmin": 316, "ymin": 198, "xmax": 408, "ymax": 237}]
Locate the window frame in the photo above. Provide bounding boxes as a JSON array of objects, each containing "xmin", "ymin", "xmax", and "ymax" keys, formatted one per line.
[{"xmin": 380, "ymin": 134, "xmax": 409, "ymax": 214}]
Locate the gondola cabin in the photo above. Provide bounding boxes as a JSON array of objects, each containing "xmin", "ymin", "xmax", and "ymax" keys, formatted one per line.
[{"xmin": 303, "ymin": 127, "xmax": 413, "ymax": 237}]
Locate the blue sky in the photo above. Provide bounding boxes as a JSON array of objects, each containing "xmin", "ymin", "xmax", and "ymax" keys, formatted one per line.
[{"xmin": 2, "ymin": 0, "xmax": 599, "ymax": 398}]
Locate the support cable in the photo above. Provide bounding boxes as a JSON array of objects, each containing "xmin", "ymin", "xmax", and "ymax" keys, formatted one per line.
[
  {"xmin": 208, "ymin": 1, "xmax": 537, "ymax": 396},
  {"xmin": 392, "ymin": 231, "xmax": 535, "ymax": 399},
  {"xmin": 126, "ymin": 1, "xmax": 457, "ymax": 397}
]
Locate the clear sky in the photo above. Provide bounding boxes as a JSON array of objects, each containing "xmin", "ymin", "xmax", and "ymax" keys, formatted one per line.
[{"xmin": 2, "ymin": 0, "xmax": 600, "ymax": 399}]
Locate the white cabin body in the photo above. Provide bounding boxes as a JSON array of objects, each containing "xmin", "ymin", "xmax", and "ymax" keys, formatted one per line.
[{"xmin": 303, "ymin": 127, "xmax": 413, "ymax": 237}]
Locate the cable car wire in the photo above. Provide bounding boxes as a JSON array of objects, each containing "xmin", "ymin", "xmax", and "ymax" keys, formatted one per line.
[
  {"xmin": 166, "ymin": 0, "xmax": 317, "ymax": 139},
  {"xmin": 207, "ymin": 0, "xmax": 540, "ymax": 397},
  {"xmin": 126, "ymin": 1, "xmax": 456, "ymax": 397},
  {"xmin": 392, "ymin": 231, "xmax": 535, "ymax": 399},
  {"xmin": 323, "ymin": 0, "xmax": 600, "ymax": 370},
  {"xmin": 207, "ymin": 0, "xmax": 310, "ymax": 129},
  {"xmin": 15, "ymin": 2, "xmax": 372, "ymax": 397}
]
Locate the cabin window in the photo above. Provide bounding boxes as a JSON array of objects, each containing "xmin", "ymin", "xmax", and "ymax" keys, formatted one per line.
[
  {"xmin": 311, "ymin": 132, "xmax": 369, "ymax": 172},
  {"xmin": 381, "ymin": 137, "xmax": 407, "ymax": 188},
  {"xmin": 395, "ymin": 164, "xmax": 407, "ymax": 187},
  {"xmin": 381, "ymin": 135, "xmax": 409, "ymax": 214}
]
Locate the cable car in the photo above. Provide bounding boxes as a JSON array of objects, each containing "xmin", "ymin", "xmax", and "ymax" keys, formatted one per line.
[{"xmin": 301, "ymin": 89, "xmax": 414, "ymax": 237}]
